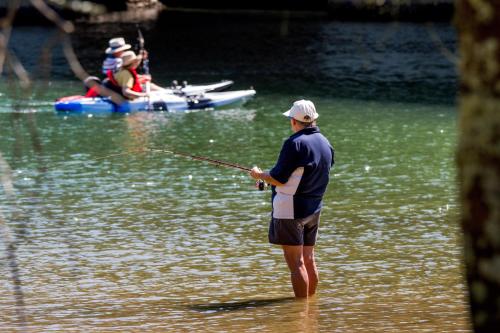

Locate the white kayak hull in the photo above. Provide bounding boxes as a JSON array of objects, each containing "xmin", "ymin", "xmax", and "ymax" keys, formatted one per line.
[{"xmin": 55, "ymin": 89, "xmax": 256, "ymax": 113}]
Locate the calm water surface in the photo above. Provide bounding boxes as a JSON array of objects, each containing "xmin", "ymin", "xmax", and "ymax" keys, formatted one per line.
[{"xmin": 0, "ymin": 16, "xmax": 470, "ymax": 332}]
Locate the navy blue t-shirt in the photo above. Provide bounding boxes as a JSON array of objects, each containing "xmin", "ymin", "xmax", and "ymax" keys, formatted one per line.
[{"xmin": 269, "ymin": 126, "xmax": 334, "ymax": 219}]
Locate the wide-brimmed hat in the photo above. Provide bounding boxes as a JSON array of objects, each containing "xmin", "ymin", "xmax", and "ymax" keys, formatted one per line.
[
  {"xmin": 283, "ymin": 100, "xmax": 319, "ymax": 123},
  {"xmin": 120, "ymin": 50, "xmax": 142, "ymax": 67},
  {"xmin": 105, "ymin": 37, "xmax": 131, "ymax": 54}
]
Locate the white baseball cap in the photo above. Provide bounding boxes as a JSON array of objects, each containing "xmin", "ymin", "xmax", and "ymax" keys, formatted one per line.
[{"xmin": 283, "ymin": 99, "xmax": 319, "ymax": 123}]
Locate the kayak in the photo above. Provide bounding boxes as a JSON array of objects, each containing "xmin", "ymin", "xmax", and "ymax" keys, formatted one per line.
[
  {"xmin": 54, "ymin": 88, "xmax": 256, "ymax": 113},
  {"xmin": 169, "ymin": 80, "xmax": 234, "ymax": 95}
]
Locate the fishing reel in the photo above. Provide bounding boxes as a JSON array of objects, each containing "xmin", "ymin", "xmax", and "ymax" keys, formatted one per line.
[{"xmin": 256, "ymin": 180, "xmax": 268, "ymax": 191}]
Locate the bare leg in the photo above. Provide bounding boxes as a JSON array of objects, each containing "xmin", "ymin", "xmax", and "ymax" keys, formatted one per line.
[
  {"xmin": 282, "ymin": 245, "xmax": 309, "ymax": 298},
  {"xmin": 303, "ymin": 246, "xmax": 318, "ymax": 296}
]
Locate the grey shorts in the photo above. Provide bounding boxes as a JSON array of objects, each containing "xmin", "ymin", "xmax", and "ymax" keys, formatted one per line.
[{"xmin": 268, "ymin": 212, "xmax": 320, "ymax": 246}]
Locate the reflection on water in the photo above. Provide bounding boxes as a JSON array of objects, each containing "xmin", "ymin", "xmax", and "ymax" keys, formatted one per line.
[{"xmin": 0, "ymin": 17, "xmax": 469, "ymax": 333}]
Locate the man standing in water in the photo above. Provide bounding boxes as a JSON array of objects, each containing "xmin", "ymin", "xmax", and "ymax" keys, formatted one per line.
[{"xmin": 250, "ymin": 100, "xmax": 334, "ymax": 298}]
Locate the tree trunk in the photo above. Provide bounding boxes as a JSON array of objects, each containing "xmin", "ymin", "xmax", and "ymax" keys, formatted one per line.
[{"xmin": 456, "ymin": 1, "xmax": 500, "ymax": 332}]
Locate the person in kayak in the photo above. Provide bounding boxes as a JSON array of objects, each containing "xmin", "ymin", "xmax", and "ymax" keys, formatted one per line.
[
  {"xmin": 249, "ymin": 100, "xmax": 335, "ymax": 298},
  {"xmin": 82, "ymin": 37, "xmax": 130, "ymax": 98},
  {"xmin": 102, "ymin": 37, "xmax": 151, "ymax": 80},
  {"xmin": 102, "ymin": 37, "xmax": 131, "ymax": 75},
  {"xmin": 85, "ymin": 49, "xmax": 163, "ymax": 100},
  {"xmin": 105, "ymin": 50, "xmax": 149, "ymax": 100}
]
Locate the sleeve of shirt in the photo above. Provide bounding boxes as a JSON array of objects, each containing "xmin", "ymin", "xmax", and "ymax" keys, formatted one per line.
[
  {"xmin": 331, "ymin": 146, "xmax": 335, "ymax": 167},
  {"xmin": 269, "ymin": 139, "xmax": 301, "ymax": 184},
  {"xmin": 102, "ymin": 58, "xmax": 113, "ymax": 74}
]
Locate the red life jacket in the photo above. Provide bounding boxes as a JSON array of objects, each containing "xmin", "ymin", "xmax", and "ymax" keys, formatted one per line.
[
  {"xmin": 106, "ymin": 68, "xmax": 143, "ymax": 93},
  {"xmin": 85, "ymin": 86, "xmax": 99, "ymax": 97}
]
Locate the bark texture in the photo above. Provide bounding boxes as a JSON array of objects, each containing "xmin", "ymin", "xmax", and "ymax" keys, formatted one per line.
[{"xmin": 456, "ymin": 1, "xmax": 500, "ymax": 331}]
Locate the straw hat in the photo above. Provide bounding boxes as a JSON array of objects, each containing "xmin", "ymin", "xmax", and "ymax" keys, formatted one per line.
[
  {"xmin": 120, "ymin": 50, "xmax": 142, "ymax": 67},
  {"xmin": 105, "ymin": 37, "xmax": 131, "ymax": 55}
]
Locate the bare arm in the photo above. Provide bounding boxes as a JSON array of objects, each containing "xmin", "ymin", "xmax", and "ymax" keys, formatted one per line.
[
  {"xmin": 122, "ymin": 87, "xmax": 148, "ymax": 100},
  {"xmin": 149, "ymin": 82, "xmax": 165, "ymax": 91}
]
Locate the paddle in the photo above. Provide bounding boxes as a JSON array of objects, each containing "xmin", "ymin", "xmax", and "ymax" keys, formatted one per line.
[
  {"xmin": 136, "ymin": 25, "xmax": 151, "ymax": 110},
  {"xmin": 136, "ymin": 25, "xmax": 150, "ymax": 77}
]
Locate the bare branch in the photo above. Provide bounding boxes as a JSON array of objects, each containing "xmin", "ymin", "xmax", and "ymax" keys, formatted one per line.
[
  {"xmin": 6, "ymin": 50, "xmax": 31, "ymax": 89},
  {"xmin": 0, "ymin": 212, "xmax": 27, "ymax": 329},
  {"xmin": 426, "ymin": 22, "xmax": 458, "ymax": 65},
  {"xmin": 47, "ymin": 0, "xmax": 106, "ymax": 16},
  {"xmin": 0, "ymin": 153, "xmax": 14, "ymax": 197},
  {"xmin": 30, "ymin": 0, "xmax": 75, "ymax": 33},
  {"xmin": 0, "ymin": 153, "xmax": 26, "ymax": 328},
  {"xmin": 0, "ymin": 0, "xmax": 22, "ymax": 76}
]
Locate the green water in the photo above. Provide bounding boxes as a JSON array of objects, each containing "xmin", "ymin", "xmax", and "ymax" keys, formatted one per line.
[
  {"xmin": 0, "ymin": 17, "xmax": 469, "ymax": 332},
  {"xmin": 0, "ymin": 87, "xmax": 469, "ymax": 332}
]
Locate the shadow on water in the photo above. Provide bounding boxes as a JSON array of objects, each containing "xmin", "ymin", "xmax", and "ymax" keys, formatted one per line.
[{"xmin": 188, "ymin": 296, "xmax": 296, "ymax": 312}]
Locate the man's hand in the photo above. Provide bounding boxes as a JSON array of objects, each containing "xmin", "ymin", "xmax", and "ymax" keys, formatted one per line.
[
  {"xmin": 250, "ymin": 166, "xmax": 263, "ymax": 180},
  {"xmin": 139, "ymin": 49, "xmax": 149, "ymax": 59},
  {"xmin": 250, "ymin": 167, "xmax": 284, "ymax": 187}
]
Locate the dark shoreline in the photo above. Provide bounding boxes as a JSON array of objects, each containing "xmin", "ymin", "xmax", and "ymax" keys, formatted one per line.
[
  {"xmin": 2, "ymin": 1, "xmax": 454, "ymax": 25},
  {"xmin": 327, "ymin": 1, "xmax": 454, "ymax": 22}
]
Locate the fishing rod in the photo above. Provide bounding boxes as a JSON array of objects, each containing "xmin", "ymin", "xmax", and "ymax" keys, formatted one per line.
[
  {"xmin": 87, "ymin": 147, "xmax": 266, "ymax": 190},
  {"xmin": 147, "ymin": 148, "xmax": 268, "ymax": 190},
  {"xmin": 148, "ymin": 148, "xmax": 250, "ymax": 171}
]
